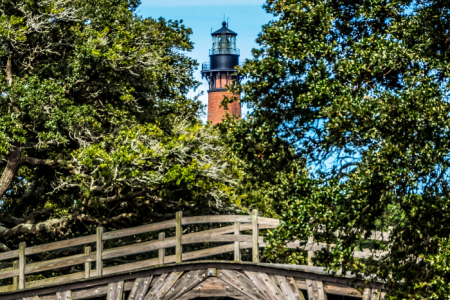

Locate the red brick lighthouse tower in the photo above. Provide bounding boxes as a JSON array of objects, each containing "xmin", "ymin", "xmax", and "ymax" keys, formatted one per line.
[{"xmin": 201, "ymin": 22, "xmax": 241, "ymax": 125}]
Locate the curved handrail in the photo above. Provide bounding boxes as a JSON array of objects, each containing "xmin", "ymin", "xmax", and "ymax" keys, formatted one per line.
[{"xmin": 0, "ymin": 210, "xmax": 390, "ymax": 294}]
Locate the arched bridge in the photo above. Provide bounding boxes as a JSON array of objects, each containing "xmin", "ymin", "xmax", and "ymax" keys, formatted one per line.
[{"xmin": 0, "ymin": 210, "xmax": 389, "ymax": 300}]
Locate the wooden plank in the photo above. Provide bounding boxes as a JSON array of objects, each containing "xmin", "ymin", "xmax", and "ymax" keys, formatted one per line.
[
  {"xmin": 158, "ymin": 233, "xmax": 165, "ymax": 265},
  {"xmin": 176, "ymin": 277, "xmax": 248, "ymax": 300},
  {"xmin": 144, "ymin": 273, "xmax": 169, "ymax": 300},
  {"xmin": 234, "ymin": 222, "xmax": 240, "ymax": 262},
  {"xmin": 0, "ymin": 250, "xmax": 19, "ymax": 261},
  {"xmin": 176, "ymin": 211, "xmax": 182, "ymax": 264},
  {"xmin": 25, "ymin": 235, "xmax": 96, "ymax": 257},
  {"xmin": 258, "ymin": 217, "xmax": 280, "ymax": 227},
  {"xmin": 19, "ymin": 242, "xmax": 26, "ymax": 290},
  {"xmin": 23, "ymin": 297, "xmax": 40, "ymax": 300},
  {"xmin": 276, "ymin": 275, "xmax": 298, "ymax": 300},
  {"xmin": 306, "ymin": 280, "xmax": 325, "ymax": 300},
  {"xmin": 103, "ymin": 220, "xmax": 176, "ymax": 240},
  {"xmin": 103, "ymin": 238, "xmax": 176, "ymax": 260},
  {"xmin": 107, "ymin": 281, "xmax": 124, "ymax": 300},
  {"xmin": 307, "ymin": 236, "xmax": 314, "ymax": 266},
  {"xmin": 152, "ymin": 271, "xmax": 183, "ymax": 300},
  {"xmin": 181, "ymin": 215, "xmax": 252, "ymax": 225},
  {"xmin": 252, "ymin": 209, "xmax": 259, "ymax": 263},
  {"xmin": 323, "ymin": 282, "xmax": 361, "ymax": 297},
  {"xmin": 288, "ymin": 277, "xmax": 306, "ymax": 300},
  {"xmin": 56, "ymin": 290, "xmax": 72, "ymax": 300},
  {"xmin": 259, "ymin": 272, "xmax": 285, "ymax": 300},
  {"xmin": 218, "ymin": 269, "xmax": 265, "ymax": 300},
  {"xmin": 37, "ymin": 282, "xmax": 135, "ymax": 300},
  {"xmin": 0, "ymin": 266, "xmax": 19, "ymax": 280},
  {"xmin": 243, "ymin": 270, "xmax": 273, "ymax": 300},
  {"xmin": 127, "ymin": 276, "xmax": 152, "ymax": 300},
  {"xmin": 316, "ymin": 280, "xmax": 327, "ymax": 300},
  {"xmin": 96, "ymin": 227, "xmax": 104, "ymax": 276},
  {"xmin": 84, "ymin": 247, "xmax": 91, "ymax": 279},
  {"xmin": 182, "ymin": 234, "xmax": 251, "ymax": 245},
  {"xmin": 162, "ymin": 270, "xmax": 208, "ymax": 300},
  {"xmin": 25, "ymin": 253, "xmax": 96, "ymax": 276},
  {"xmin": 295, "ymin": 279, "xmax": 307, "ymax": 290},
  {"xmin": 12, "ymin": 260, "xmax": 18, "ymax": 291},
  {"xmin": 363, "ymin": 288, "xmax": 381, "ymax": 300}
]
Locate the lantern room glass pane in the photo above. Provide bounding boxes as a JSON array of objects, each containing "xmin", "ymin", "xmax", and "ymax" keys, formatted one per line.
[{"xmin": 212, "ymin": 34, "xmax": 237, "ymax": 54}]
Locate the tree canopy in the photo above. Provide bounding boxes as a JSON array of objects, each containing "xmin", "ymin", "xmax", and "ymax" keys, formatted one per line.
[
  {"xmin": 0, "ymin": 0, "xmax": 239, "ymax": 254},
  {"xmin": 232, "ymin": 0, "xmax": 450, "ymax": 298}
]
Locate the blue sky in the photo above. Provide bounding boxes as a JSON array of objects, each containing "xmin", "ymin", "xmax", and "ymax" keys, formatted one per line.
[{"xmin": 138, "ymin": 0, "xmax": 274, "ymax": 121}]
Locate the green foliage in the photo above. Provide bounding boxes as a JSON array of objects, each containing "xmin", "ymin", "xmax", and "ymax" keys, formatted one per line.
[
  {"xmin": 233, "ymin": 0, "xmax": 450, "ymax": 298},
  {"xmin": 0, "ymin": 0, "xmax": 239, "ymax": 255}
]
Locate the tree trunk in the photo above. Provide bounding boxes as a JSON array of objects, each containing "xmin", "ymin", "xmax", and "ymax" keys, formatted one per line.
[
  {"xmin": 0, "ymin": 146, "xmax": 21, "ymax": 199},
  {"xmin": 6, "ymin": 53, "xmax": 12, "ymax": 86}
]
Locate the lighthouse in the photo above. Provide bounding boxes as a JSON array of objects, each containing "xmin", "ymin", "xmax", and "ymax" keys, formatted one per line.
[{"xmin": 201, "ymin": 21, "xmax": 242, "ymax": 125}]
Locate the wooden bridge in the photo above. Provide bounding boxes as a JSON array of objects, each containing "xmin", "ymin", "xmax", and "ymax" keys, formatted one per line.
[{"xmin": 0, "ymin": 210, "xmax": 389, "ymax": 300}]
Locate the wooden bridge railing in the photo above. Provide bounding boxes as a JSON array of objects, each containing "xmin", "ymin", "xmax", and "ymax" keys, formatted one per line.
[{"xmin": 0, "ymin": 210, "xmax": 390, "ymax": 294}]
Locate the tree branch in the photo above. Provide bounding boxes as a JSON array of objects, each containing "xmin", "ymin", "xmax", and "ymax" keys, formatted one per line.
[{"xmin": 0, "ymin": 146, "xmax": 21, "ymax": 199}]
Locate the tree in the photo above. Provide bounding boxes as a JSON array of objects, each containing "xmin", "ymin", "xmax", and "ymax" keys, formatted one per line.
[
  {"xmin": 0, "ymin": 0, "xmax": 239, "ymax": 255},
  {"xmin": 233, "ymin": 0, "xmax": 450, "ymax": 298}
]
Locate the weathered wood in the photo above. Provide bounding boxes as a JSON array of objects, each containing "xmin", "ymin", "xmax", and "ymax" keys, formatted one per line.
[
  {"xmin": 234, "ymin": 222, "xmax": 240, "ymax": 262},
  {"xmin": 288, "ymin": 277, "xmax": 306, "ymax": 300},
  {"xmin": 26, "ymin": 235, "xmax": 96, "ymax": 257},
  {"xmin": 12, "ymin": 260, "xmax": 18, "ymax": 291},
  {"xmin": 84, "ymin": 247, "xmax": 91, "ymax": 279},
  {"xmin": 258, "ymin": 217, "xmax": 280, "ymax": 227},
  {"xmin": 152, "ymin": 271, "xmax": 183, "ymax": 300},
  {"xmin": 182, "ymin": 234, "xmax": 251, "ymax": 245},
  {"xmin": 307, "ymin": 236, "xmax": 314, "ymax": 266},
  {"xmin": 218, "ymin": 269, "xmax": 265, "ymax": 300},
  {"xmin": 19, "ymin": 242, "xmax": 26, "ymax": 290},
  {"xmin": 176, "ymin": 277, "xmax": 248, "ymax": 300},
  {"xmin": 306, "ymin": 280, "xmax": 326, "ymax": 300},
  {"xmin": 39, "ymin": 282, "xmax": 134, "ymax": 300},
  {"xmin": 103, "ymin": 220, "xmax": 176, "ymax": 240},
  {"xmin": 103, "ymin": 238, "xmax": 176, "ymax": 260},
  {"xmin": 107, "ymin": 281, "xmax": 124, "ymax": 300},
  {"xmin": 175, "ymin": 211, "xmax": 182, "ymax": 264},
  {"xmin": 0, "ymin": 250, "xmax": 19, "ymax": 261},
  {"xmin": 363, "ymin": 288, "xmax": 381, "ymax": 300},
  {"xmin": 295, "ymin": 278, "xmax": 307, "ymax": 290},
  {"xmin": 276, "ymin": 275, "xmax": 298, "ymax": 300},
  {"xmin": 158, "ymin": 233, "xmax": 165, "ymax": 265},
  {"xmin": 243, "ymin": 270, "xmax": 274, "ymax": 300},
  {"xmin": 23, "ymin": 297, "xmax": 40, "ymax": 300},
  {"xmin": 56, "ymin": 290, "xmax": 72, "ymax": 300},
  {"xmin": 144, "ymin": 273, "xmax": 169, "ymax": 300},
  {"xmin": 24, "ymin": 253, "xmax": 96, "ymax": 277},
  {"xmin": 96, "ymin": 227, "xmax": 104, "ymax": 276},
  {"xmin": 181, "ymin": 215, "xmax": 252, "ymax": 225},
  {"xmin": 252, "ymin": 209, "xmax": 259, "ymax": 263},
  {"xmin": 127, "ymin": 276, "xmax": 152, "ymax": 300},
  {"xmin": 316, "ymin": 280, "xmax": 327, "ymax": 300},
  {"xmin": 323, "ymin": 282, "xmax": 361, "ymax": 297},
  {"xmin": 258, "ymin": 272, "xmax": 285, "ymax": 300},
  {"xmin": 162, "ymin": 270, "xmax": 208, "ymax": 300}
]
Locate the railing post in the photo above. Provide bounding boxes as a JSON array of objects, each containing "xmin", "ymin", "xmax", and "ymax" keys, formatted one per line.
[
  {"xmin": 307, "ymin": 235, "xmax": 314, "ymax": 266},
  {"xmin": 159, "ymin": 232, "xmax": 165, "ymax": 265},
  {"xmin": 176, "ymin": 211, "xmax": 183, "ymax": 263},
  {"xmin": 96, "ymin": 227, "xmax": 104, "ymax": 276},
  {"xmin": 12, "ymin": 260, "xmax": 18, "ymax": 291},
  {"xmin": 234, "ymin": 222, "xmax": 241, "ymax": 262},
  {"xmin": 252, "ymin": 209, "xmax": 259, "ymax": 263},
  {"xmin": 85, "ymin": 246, "xmax": 91, "ymax": 279},
  {"xmin": 18, "ymin": 242, "xmax": 26, "ymax": 290}
]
